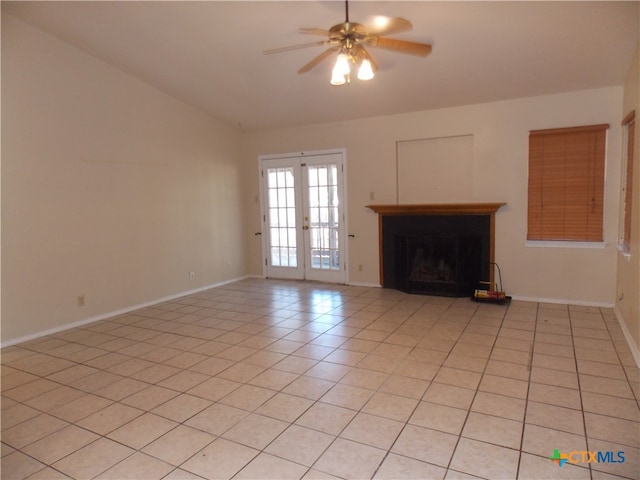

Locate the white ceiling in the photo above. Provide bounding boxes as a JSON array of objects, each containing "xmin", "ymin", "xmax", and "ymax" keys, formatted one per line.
[{"xmin": 3, "ymin": 1, "xmax": 639, "ymax": 132}]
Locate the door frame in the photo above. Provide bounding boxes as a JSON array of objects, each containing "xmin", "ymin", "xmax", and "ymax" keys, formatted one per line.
[{"xmin": 258, "ymin": 148, "xmax": 349, "ymax": 284}]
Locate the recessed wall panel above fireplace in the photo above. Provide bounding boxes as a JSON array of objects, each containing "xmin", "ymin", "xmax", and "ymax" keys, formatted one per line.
[{"xmin": 397, "ymin": 135, "xmax": 474, "ymax": 204}]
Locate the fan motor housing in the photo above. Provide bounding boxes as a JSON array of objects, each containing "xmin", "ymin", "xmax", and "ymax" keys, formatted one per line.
[{"xmin": 329, "ymin": 22, "xmax": 368, "ymax": 44}]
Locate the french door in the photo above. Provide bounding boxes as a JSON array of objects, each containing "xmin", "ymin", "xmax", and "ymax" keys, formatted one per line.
[{"xmin": 260, "ymin": 151, "xmax": 346, "ymax": 283}]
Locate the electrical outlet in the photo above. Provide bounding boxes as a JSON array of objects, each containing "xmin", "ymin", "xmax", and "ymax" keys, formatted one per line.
[
  {"xmin": 189, "ymin": 271, "xmax": 195, "ymax": 281},
  {"xmin": 77, "ymin": 295, "xmax": 85, "ymax": 307}
]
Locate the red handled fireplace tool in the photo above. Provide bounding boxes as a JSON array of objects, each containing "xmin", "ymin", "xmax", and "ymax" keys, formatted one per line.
[{"xmin": 472, "ymin": 262, "xmax": 511, "ymax": 304}]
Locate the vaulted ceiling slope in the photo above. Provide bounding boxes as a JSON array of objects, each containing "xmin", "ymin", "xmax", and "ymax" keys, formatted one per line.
[{"xmin": 3, "ymin": 1, "xmax": 639, "ymax": 132}]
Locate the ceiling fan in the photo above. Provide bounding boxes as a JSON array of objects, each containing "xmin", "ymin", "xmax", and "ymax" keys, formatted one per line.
[{"xmin": 263, "ymin": 0, "xmax": 432, "ymax": 85}]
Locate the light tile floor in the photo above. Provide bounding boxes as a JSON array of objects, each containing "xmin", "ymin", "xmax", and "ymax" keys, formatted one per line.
[{"xmin": 1, "ymin": 279, "xmax": 639, "ymax": 479}]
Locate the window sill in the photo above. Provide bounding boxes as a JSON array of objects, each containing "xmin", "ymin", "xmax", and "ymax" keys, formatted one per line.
[{"xmin": 525, "ymin": 240, "xmax": 607, "ymax": 249}]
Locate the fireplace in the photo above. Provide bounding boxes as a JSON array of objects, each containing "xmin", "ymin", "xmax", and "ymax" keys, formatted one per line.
[{"xmin": 367, "ymin": 203, "xmax": 505, "ymax": 297}]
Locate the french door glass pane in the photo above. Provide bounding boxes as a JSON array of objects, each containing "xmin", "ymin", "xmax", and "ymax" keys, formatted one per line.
[
  {"xmin": 307, "ymin": 164, "xmax": 340, "ymax": 270},
  {"xmin": 267, "ymin": 167, "xmax": 297, "ymax": 267}
]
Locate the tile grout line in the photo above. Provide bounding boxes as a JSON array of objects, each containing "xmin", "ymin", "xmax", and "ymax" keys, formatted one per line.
[
  {"xmin": 368, "ymin": 297, "xmax": 466, "ymax": 479},
  {"xmin": 443, "ymin": 300, "xmax": 520, "ymax": 479},
  {"xmin": 515, "ymin": 300, "xmax": 539, "ymax": 480},
  {"xmin": 315, "ymin": 295, "xmax": 433, "ymax": 479},
  {"xmin": 568, "ymin": 305, "xmax": 595, "ymax": 480}
]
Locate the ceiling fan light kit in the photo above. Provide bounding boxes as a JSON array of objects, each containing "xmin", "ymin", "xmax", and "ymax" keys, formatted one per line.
[
  {"xmin": 331, "ymin": 52, "xmax": 351, "ymax": 85},
  {"xmin": 357, "ymin": 58, "xmax": 374, "ymax": 81},
  {"xmin": 264, "ymin": 0, "xmax": 432, "ymax": 86},
  {"xmin": 330, "ymin": 48, "xmax": 374, "ymax": 86}
]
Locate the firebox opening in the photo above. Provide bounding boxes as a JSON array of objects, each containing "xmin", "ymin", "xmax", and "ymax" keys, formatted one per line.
[{"xmin": 382, "ymin": 214, "xmax": 491, "ymax": 297}]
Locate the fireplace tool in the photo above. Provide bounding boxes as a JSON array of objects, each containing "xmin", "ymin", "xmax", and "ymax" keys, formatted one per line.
[{"xmin": 473, "ymin": 262, "xmax": 511, "ymax": 304}]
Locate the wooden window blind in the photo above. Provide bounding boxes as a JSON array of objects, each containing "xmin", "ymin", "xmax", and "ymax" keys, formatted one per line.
[
  {"xmin": 622, "ymin": 111, "xmax": 635, "ymax": 250},
  {"xmin": 528, "ymin": 124, "xmax": 609, "ymax": 242}
]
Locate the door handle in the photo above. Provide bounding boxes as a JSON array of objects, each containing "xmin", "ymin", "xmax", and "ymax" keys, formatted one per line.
[{"xmin": 303, "ymin": 225, "xmax": 309, "ymax": 230}]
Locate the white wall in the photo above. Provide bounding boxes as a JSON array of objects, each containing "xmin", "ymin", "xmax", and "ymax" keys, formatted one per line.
[
  {"xmin": 1, "ymin": 15, "xmax": 246, "ymax": 344},
  {"xmin": 242, "ymin": 87, "xmax": 623, "ymax": 307}
]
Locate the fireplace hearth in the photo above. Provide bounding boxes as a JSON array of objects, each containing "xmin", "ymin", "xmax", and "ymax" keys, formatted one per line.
[{"xmin": 367, "ymin": 203, "xmax": 505, "ymax": 297}]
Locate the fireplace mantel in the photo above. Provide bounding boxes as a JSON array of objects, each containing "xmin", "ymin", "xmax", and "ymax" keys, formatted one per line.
[{"xmin": 367, "ymin": 203, "xmax": 506, "ymax": 216}]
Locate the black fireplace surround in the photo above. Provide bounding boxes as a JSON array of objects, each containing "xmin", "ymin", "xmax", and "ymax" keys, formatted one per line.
[{"xmin": 367, "ymin": 204, "xmax": 505, "ymax": 298}]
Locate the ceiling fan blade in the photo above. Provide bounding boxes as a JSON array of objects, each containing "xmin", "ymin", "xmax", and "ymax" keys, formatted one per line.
[
  {"xmin": 372, "ymin": 37, "xmax": 432, "ymax": 56},
  {"xmin": 299, "ymin": 27, "xmax": 329, "ymax": 36},
  {"xmin": 366, "ymin": 17, "xmax": 412, "ymax": 36},
  {"xmin": 297, "ymin": 47, "xmax": 340, "ymax": 74},
  {"xmin": 263, "ymin": 40, "xmax": 328, "ymax": 55}
]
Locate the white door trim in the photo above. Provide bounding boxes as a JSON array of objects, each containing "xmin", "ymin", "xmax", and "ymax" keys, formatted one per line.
[{"xmin": 258, "ymin": 148, "xmax": 348, "ymax": 284}]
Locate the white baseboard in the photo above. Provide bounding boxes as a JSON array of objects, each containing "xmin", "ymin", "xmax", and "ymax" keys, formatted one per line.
[
  {"xmin": 614, "ymin": 305, "xmax": 640, "ymax": 368},
  {"xmin": 1, "ymin": 276, "xmax": 250, "ymax": 349},
  {"xmin": 346, "ymin": 281, "xmax": 382, "ymax": 288},
  {"xmin": 510, "ymin": 295, "xmax": 614, "ymax": 309},
  {"xmin": 5, "ymin": 277, "xmax": 631, "ymax": 363},
  {"xmin": 246, "ymin": 275, "xmax": 381, "ymax": 289}
]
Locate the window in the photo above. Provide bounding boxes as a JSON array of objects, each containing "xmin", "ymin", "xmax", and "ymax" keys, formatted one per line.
[
  {"xmin": 528, "ymin": 124, "xmax": 609, "ymax": 242},
  {"xmin": 620, "ymin": 111, "xmax": 635, "ymax": 252}
]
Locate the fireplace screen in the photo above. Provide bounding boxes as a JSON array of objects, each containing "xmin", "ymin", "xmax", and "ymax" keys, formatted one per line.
[{"xmin": 396, "ymin": 235, "xmax": 483, "ymax": 297}]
